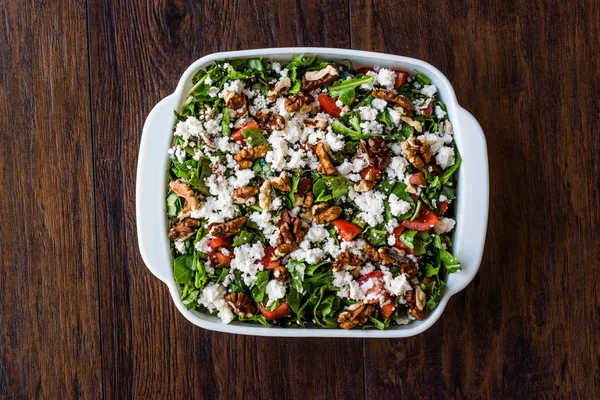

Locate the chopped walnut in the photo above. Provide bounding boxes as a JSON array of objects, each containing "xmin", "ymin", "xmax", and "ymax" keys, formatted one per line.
[
  {"xmin": 333, "ymin": 251, "xmax": 364, "ymax": 272},
  {"xmin": 315, "ymin": 142, "xmax": 337, "ymax": 176},
  {"xmin": 169, "ymin": 180, "xmax": 200, "ymax": 218},
  {"xmin": 277, "ymin": 210, "xmax": 308, "ymax": 246},
  {"xmin": 225, "ymin": 292, "xmax": 256, "ymax": 318},
  {"xmin": 337, "ymin": 302, "xmax": 375, "ymax": 330},
  {"xmin": 419, "ymin": 98, "xmax": 433, "ymax": 117},
  {"xmin": 408, "ymin": 171, "xmax": 427, "ymax": 188},
  {"xmin": 371, "ymin": 89, "xmax": 414, "ymax": 111},
  {"xmin": 401, "ymin": 263, "xmax": 419, "ymax": 280},
  {"xmin": 360, "ymin": 137, "xmax": 391, "ymax": 170},
  {"xmin": 267, "ymin": 77, "xmax": 291, "ymax": 100},
  {"xmin": 303, "ymin": 115, "xmax": 328, "ymax": 129},
  {"xmin": 405, "ymin": 290, "xmax": 426, "ymax": 320},
  {"xmin": 363, "ymin": 243, "xmax": 381, "ymax": 262},
  {"xmin": 313, "ymin": 204, "xmax": 342, "ymax": 224},
  {"xmin": 274, "ymin": 243, "xmax": 298, "ymax": 257},
  {"xmin": 354, "ymin": 167, "xmax": 381, "ymax": 192},
  {"xmin": 223, "ymin": 90, "xmax": 248, "ymax": 115},
  {"xmin": 284, "ymin": 91, "xmax": 314, "ymax": 113},
  {"xmin": 208, "ymin": 216, "xmax": 247, "ymax": 237},
  {"xmin": 255, "ymin": 109, "xmax": 285, "ymax": 131},
  {"xmin": 427, "ymin": 164, "xmax": 444, "ymax": 177},
  {"xmin": 401, "ymin": 137, "xmax": 431, "ymax": 169},
  {"xmin": 168, "ymin": 217, "xmax": 200, "ymax": 240},
  {"xmin": 234, "ymin": 145, "xmax": 268, "ymax": 169},
  {"xmin": 378, "ymin": 246, "xmax": 411, "ymax": 267},
  {"xmin": 273, "ymin": 266, "xmax": 288, "ymax": 282},
  {"xmin": 301, "ymin": 65, "xmax": 339, "ymax": 91},
  {"xmin": 259, "ymin": 180, "xmax": 272, "ymax": 211},
  {"xmin": 270, "ymin": 171, "xmax": 292, "ymax": 192},
  {"xmin": 232, "ymin": 186, "xmax": 259, "ymax": 204},
  {"xmin": 401, "ymin": 116, "xmax": 423, "ymax": 133}
]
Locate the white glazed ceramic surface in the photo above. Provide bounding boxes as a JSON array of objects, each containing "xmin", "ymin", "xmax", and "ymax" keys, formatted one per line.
[{"xmin": 136, "ymin": 48, "xmax": 489, "ymax": 338}]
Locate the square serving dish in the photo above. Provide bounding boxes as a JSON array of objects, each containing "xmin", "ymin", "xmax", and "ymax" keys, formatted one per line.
[{"xmin": 136, "ymin": 48, "xmax": 489, "ymax": 338}]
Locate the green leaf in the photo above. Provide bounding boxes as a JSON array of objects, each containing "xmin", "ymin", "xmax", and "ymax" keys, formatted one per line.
[
  {"xmin": 425, "ymin": 280, "xmax": 446, "ymax": 311},
  {"xmin": 166, "ymin": 192, "xmax": 180, "ymax": 217},
  {"xmin": 440, "ymin": 148, "xmax": 461, "ymax": 184},
  {"xmin": 399, "ymin": 230, "xmax": 432, "ymax": 255},
  {"xmin": 313, "ymin": 176, "xmax": 351, "ymax": 202},
  {"xmin": 287, "ymin": 260, "xmax": 307, "ymax": 294},
  {"xmin": 415, "ymin": 72, "xmax": 432, "ymax": 85},
  {"xmin": 173, "ymin": 254, "xmax": 195, "ymax": 284},
  {"xmin": 367, "ymin": 317, "xmax": 386, "ymax": 330},
  {"xmin": 331, "ymin": 120, "xmax": 369, "ymax": 140},
  {"xmin": 378, "ymin": 109, "xmax": 393, "ymax": 128},
  {"xmin": 328, "ymin": 75, "xmax": 374, "ymax": 105},
  {"xmin": 194, "ymin": 258, "xmax": 208, "ymax": 289},
  {"xmin": 232, "ymin": 228, "xmax": 260, "ymax": 247},
  {"xmin": 242, "ymin": 128, "xmax": 269, "ymax": 148},
  {"xmin": 239, "ymin": 314, "xmax": 272, "ymax": 327},
  {"xmin": 181, "ymin": 285, "xmax": 199, "ymax": 309},
  {"xmin": 401, "ymin": 123, "xmax": 414, "ymax": 139},
  {"xmin": 251, "ymin": 270, "xmax": 270, "ymax": 303},
  {"xmin": 221, "ymin": 107, "xmax": 231, "ymax": 137},
  {"xmin": 364, "ymin": 227, "xmax": 387, "ymax": 246},
  {"xmin": 424, "ymin": 263, "xmax": 440, "ymax": 278}
]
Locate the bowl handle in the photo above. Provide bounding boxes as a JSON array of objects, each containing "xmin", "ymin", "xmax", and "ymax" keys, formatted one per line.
[
  {"xmin": 450, "ymin": 107, "xmax": 490, "ymax": 293},
  {"xmin": 136, "ymin": 95, "xmax": 179, "ymax": 283}
]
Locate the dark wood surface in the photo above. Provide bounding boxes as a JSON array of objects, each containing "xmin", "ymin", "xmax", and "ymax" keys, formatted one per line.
[{"xmin": 1, "ymin": 0, "xmax": 598, "ymax": 398}]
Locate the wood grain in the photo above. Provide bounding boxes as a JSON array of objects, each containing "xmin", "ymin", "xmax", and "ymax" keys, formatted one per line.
[
  {"xmin": 0, "ymin": 1, "xmax": 102, "ymax": 399},
  {"xmin": 351, "ymin": 0, "xmax": 600, "ymax": 398},
  {"xmin": 87, "ymin": 0, "xmax": 362, "ymax": 399}
]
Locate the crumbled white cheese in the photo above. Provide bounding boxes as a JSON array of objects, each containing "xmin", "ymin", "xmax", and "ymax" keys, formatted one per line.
[
  {"xmin": 265, "ymin": 279, "xmax": 287, "ymax": 307},
  {"xmin": 198, "ymin": 283, "xmax": 234, "ymax": 324},
  {"xmin": 434, "ymin": 217, "xmax": 456, "ymax": 234},
  {"xmin": 249, "ymin": 211, "xmax": 279, "ymax": 246},
  {"xmin": 371, "ymin": 98, "xmax": 387, "ymax": 111},
  {"xmin": 224, "ymin": 79, "xmax": 245, "ymax": 94},
  {"xmin": 436, "ymin": 146, "xmax": 455, "ymax": 169},
  {"xmin": 388, "ymin": 194, "xmax": 411, "ymax": 217},
  {"xmin": 386, "ymin": 156, "xmax": 409, "ymax": 183},
  {"xmin": 358, "ymin": 106, "xmax": 378, "ymax": 121},
  {"xmin": 348, "ymin": 187, "xmax": 386, "ymax": 227},
  {"xmin": 360, "ymin": 121, "xmax": 383, "ymax": 135},
  {"xmin": 434, "ymin": 105, "xmax": 447, "ymax": 119},
  {"xmin": 230, "ymin": 242, "xmax": 265, "ymax": 286},
  {"xmin": 360, "ymin": 70, "xmax": 378, "ymax": 90},
  {"xmin": 420, "ymin": 84, "xmax": 437, "ymax": 98},
  {"xmin": 417, "ymin": 133, "xmax": 443, "ymax": 156},
  {"xmin": 174, "ymin": 240, "xmax": 186, "ymax": 254},
  {"xmin": 376, "ymin": 68, "xmax": 397, "ymax": 90}
]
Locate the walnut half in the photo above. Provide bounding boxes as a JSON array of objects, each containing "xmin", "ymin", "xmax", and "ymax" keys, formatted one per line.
[
  {"xmin": 315, "ymin": 142, "xmax": 337, "ymax": 176},
  {"xmin": 234, "ymin": 145, "xmax": 268, "ymax": 169},
  {"xmin": 208, "ymin": 216, "xmax": 247, "ymax": 237},
  {"xmin": 169, "ymin": 180, "xmax": 200, "ymax": 219},
  {"xmin": 284, "ymin": 91, "xmax": 314, "ymax": 113},
  {"xmin": 401, "ymin": 137, "xmax": 431, "ymax": 169},
  {"xmin": 301, "ymin": 65, "xmax": 339, "ymax": 91},
  {"xmin": 168, "ymin": 217, "xmax": 200, "ymax": 240},
  {"xmin": 333, "ymin": 251, "xmax": 364, "ymax": 272},
  {"xmin": 338, "ymin": 302, "xmax": 374, "ymax": 330},
  {"xmin": 225, "ymin": 292, "xmax": 256, "ymax": 318}
]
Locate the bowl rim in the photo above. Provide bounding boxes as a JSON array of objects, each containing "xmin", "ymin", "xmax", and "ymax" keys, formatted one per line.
[{"xmin": 136, "ymin": 47, "xmax": 489, "ymax": 338}]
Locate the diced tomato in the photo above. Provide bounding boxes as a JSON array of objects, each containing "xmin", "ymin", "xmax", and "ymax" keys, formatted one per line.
[
  {"xmin": 394, "ymin": 71, "xmax": 409, "ymax": 89},
  {"xmin": 231, "ymin": 119, "xmax": 259, "ymax": 145},
  {"xmin": 261, "ymin": 246, "xmax": 281, "ymax": 270},
  {"xmin": 331, "ymin": 220, "xmax": 362, "ymax": 242},
  {"xmin": 259, "ymin": 302, "xmax": 292, "ymax": 321},
  {"xmin": 380, "ymin": 300, "xmax": 395, "ymax": 320},
  {"xmin": 359, "ymin": 166, "xmax": 381, "ymax": 181},
  {"xmin": 356, "ymin": 67, "xmax": 375, "ymax": 74},
  {"xmin": 439, "ymin": 201, "xmax": 448, "ymax": 215},
  {"xmin": 297, "ymin": 177, "xmax": 313, "ymax": 196},
  {"xmin": 402, "ymin": 206, "xmax": 440, "ymax": 231},
  {"xmin": 391, "ymin": 225, "xmax": 414, "ymax": 254},
  {"xmin": 207, "ymin": 237, "xmax": 232, "ymax": 250},
  {"xmin": 318, "ymin": 93, "xmax": 341, "ymax": 118},
  {"xmin": 208, "ymin": 250, "xmax": 233, "ymax": 266},
  {"xmin": 357, "ymin": 270, "xmax": 384, "ymax": 284}
]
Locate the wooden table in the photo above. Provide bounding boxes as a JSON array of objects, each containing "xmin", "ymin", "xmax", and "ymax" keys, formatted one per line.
[{"xmin": 1, "ymin": 1, "xmax": 598, "ymax": 398}]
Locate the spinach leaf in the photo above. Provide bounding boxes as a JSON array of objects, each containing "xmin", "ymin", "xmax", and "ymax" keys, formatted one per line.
[
  {"xmin": 173, "ymin": 254, "xmax": 195, "ymax": 284},
  {"xmin": 378, "ymin": 109, "xmax": 393, "ymax": 128},
  {"xmin": 242, "ymin": 128, "xmax": 269, "ymax": 147},
  {"xmin": 425, "ymin": 280, "xmax": 446, "ymax": 311},
  {"xmin": 415, "ymin": 72, "xmax": 432, "ymax": 85},
  {"xmin": 399, "ymin": 230, "xmax": 432, "ymax": 255},
  {"xmin": 287, "ymin": 260, "xmax": 306, "ymax": 294},
  {"xmin": 328, "ymin": 75, "xmax": 374, "ymax": 105},
  {"xmin": 194, "ymin": 258, "xmax": 208, "ymax": 289},
  {"xmin": 401, "ymin": 123, "xmax": 414, "ymax": 139},
  {"xmin": 232, "ymin": 228, "xmax": 260, "ymax": 247},
  {"xmin": 367, "ymin": 317, "xmax": 387, "ymax": 330},
  {"xmin": 251, "ymin": 270, "xmax": 270, "ymax": 303},
  {"xmin": 313, "ymin": 176, "xmax": 351, "ymax": 202},
  {"xmin": 331, "ymin": 120, "xmax": 367, "ymax": 140},
  {"xmin": 239, "ymin": 314, "xmax": 272, "ymax": 327},
  {"xmin": 364, "ymin": 227, "xmax": 387, "ymax": 246},
  {"xmin": 181, "ymin": 285, "xmax": 199, "ymax": 309},
  {"xmin": 433, "ymin": 235, "xmax": 461, "ymax": 273}
]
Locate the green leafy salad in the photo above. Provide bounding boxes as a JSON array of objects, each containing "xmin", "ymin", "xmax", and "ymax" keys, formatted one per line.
[{"xmin": 166, "ymin": 55, "xmax": 461, "ymax": 329}]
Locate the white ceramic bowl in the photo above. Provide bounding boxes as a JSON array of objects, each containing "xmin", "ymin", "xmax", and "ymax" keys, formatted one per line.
[{"xmin": 136, "ymin": 48, "xmax": 489, "ymax": 338}]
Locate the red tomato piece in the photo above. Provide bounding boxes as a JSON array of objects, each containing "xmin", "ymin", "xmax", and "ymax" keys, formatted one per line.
[
  {"xmin": 356, "ymin": 270, "xmax": 388, "ymax": 304},
  {"xmin": 331, "ymin": 220, "xmax": 362, "ymax": 242},
  {"xmin": 392, "ymin": 225, "xmax": 414, "ymax": 254},
  {"xmin": 259, "ymin": 302, "xmax": 292, "ymax": 321},
  {"xmin": 261, "ymin": 246, "xmax": 281, "ymax": 270},
  {"xmin": 402, "ymin": 206, "xmax": 440, "ymax": 231},
  {"xmin": 356, "ymin": 270, "xmax": 384, "ymax": 285},
  {"xmin": 394, "ymin": 71, "xmax": 409, "ymax": 89},
  {"xmin": 231, "ymin": 119, "xmax": 259, "ymax": 145},
  {"xmin": 380, "ymin": 300, "xmax": 395, "ymax": 320},
  {"xmin": 439, "ymin": 201, "xmax": 448, "ymax": 215},
  {"xmin": 318, "ymin": 93, "xmax": 341, "ymax": 118},
  {"xmin": 356, "ymin": 67, "xmax": 375, "ymax": 74},
  {"xmin": 207, "ymin": 237, "xmax": 232, "ymax": 250},
  {"xmin": 208, "ymin": 250, "xmax": 232, "ymax": 266}
]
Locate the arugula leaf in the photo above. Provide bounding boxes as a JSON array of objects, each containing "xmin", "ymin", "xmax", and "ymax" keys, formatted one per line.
[
  {"xmin": 399, "ymin": 230, "xmax": 432, "ymax": 255},
  {"xmin": 440, "ymin": 147, "xmax": 461, "ymax": 184},
  {"xmin": 425, "ymin": 280, "xmax": 446, "ymax": 311},
  {"xmin": 232, "ymin": 228, "xmax": 260, "ymax": 247},
  {"xmin": 181, "ymin": 285, "xmax": 199, "ymax": 309},
  {"xmin": 401, "ymin": 123, "xmax": 414, "ymax": 139},
  {"xmin": 251, "ymin": 270, "xmax": 270, "ymax": 303},
  {"xmin": 424, "ymin": 263, "xmax": 440, "ymax": 278},
  {"xmin": 378, "ymin": 109, "xmax": 393, "ymax": 128},
  {"xmin": 415, "ymin": 72, "xmax": 432, "ymax": 85},
  {"xmin": 328, "ymin": 75, "xmax": 374, "ymax": 105},
  {"xmin": 194, "ymin": 258, "xmax": 207, "ymax": 289},
  {"xmin": 242, "ymin": 128, "xmax": 269, "ymax": 147},
  {"xmin": 364, "ymin": 227, "xmax": 387, "ymax": 246},
  {"xmin": 433, "ymin": 235, "xmax": 461, "ymax": 273},
  {"xmin": 313, "ymin": 176, "xmax": 351, "ymax": 202},
  {"xmin": 367, "ymin": 317, "xmax": 386, "ymax": 330},
  {"xmin": 239, "ymin": 314, "xmax": 272, "ymax": 327},
  {"xmin": 331, "ymin": 120, "xmax": 368, "ymax": 140},
  {"xmin": 221, "ymin": 107, "xmax": 231, "ymax": 137}
]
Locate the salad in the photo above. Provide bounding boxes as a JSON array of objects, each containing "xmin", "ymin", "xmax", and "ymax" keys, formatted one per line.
[{"xmin": 165, "ymin": 55, "xmax": 461, "ymax": 330}]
